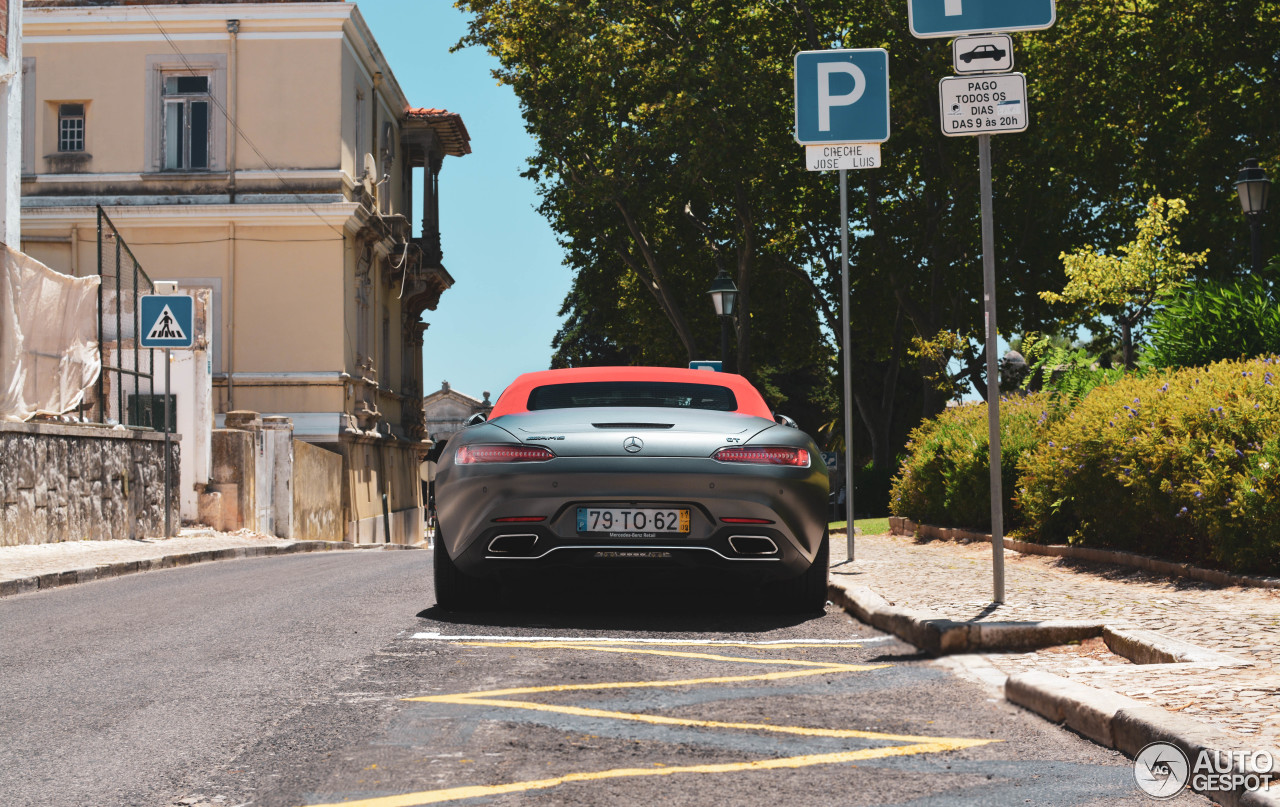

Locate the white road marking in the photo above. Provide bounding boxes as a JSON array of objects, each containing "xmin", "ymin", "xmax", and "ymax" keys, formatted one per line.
[{"xmin": 411, "ymin": 632, "xmax": 892, "ymax": 645}]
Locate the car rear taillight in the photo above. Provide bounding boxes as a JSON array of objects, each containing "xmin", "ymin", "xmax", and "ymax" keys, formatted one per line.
[
  {"xmin": 455, "ymin": 445, "xmax": 555, "ymax": 464},
  {"xmin": 712, "ymin": 446, "xmax": 810, "ymax": 467}
]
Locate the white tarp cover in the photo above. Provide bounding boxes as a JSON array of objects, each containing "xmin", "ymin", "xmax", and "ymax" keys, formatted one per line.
[{"xmin": 0, "ymin": 245, "xmax": 101, "ymax": 422}]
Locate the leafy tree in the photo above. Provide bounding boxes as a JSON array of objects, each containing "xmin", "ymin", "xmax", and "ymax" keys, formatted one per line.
[
  {"xmin": 454, "ymin": 0, "xmax": 1280, "ymax": 503},
  {"xmin": 1016, "ymin": 0, "xmax": 1278, "ymax": 279},
  {"xmin": 1040, "ymin": 196, "xmax": 1208, "ymax": 369},
  {"xmin": 456, "ymin": 1, "xmax": 834, "ymax": 434}
]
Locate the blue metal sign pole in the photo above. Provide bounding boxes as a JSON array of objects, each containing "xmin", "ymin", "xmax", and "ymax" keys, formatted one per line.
[
  {"xmin": 916, "ymin": 1, "xmax": 1053, "ymax": 603},
  {"xmin": 794, "ymin": 48, "xmax": 891, "ymax": 561},
  {"xmin": 839, "ymin": 169, "xmax": 856, "ymax": 560},
  {"xmin": 979, "ymin": 134, "xmax": 1005, "ymax": 602},
  {"xmin": 140, "ymin": 291, "xmax": 193, "ymax": 539}
]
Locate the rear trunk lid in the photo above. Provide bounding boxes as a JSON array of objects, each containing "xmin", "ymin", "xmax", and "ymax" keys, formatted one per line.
[{"xmin": 493, "ymin": 407, "xmax": 776, "ymax": 458}]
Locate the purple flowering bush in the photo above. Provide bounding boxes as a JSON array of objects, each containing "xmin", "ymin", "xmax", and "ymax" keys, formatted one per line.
[
  {"xmin": 1015, "ymin": 356, "xmax": 1280, "ymax": 573},
  {"xmin": 889, "ymin": 393, "xmax": 1054, "ymax": 531}
]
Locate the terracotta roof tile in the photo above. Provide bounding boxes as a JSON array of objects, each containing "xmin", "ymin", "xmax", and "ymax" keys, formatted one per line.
[{"xmin": 405, "ymin": 108, "xmax": 472, "ymax": 157}]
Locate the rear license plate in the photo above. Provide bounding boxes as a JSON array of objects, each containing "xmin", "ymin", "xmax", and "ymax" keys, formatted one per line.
[{"xmin": 576, "ymin": 507, "xmax": 690, "ymax": 534}]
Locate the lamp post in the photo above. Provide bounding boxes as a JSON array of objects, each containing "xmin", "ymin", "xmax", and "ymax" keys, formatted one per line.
[
  {"xmin": 707, "ymin": 268, "xmax": 739, "ymax": 371},
  {"xmin": 1236, "ymin": 158, "xmax": 1271, "ymax": 273}
]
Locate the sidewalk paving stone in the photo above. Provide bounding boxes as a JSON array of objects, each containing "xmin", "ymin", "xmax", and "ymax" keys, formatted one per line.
[
  {"xmin": 0, "ymin": 530, "xmax": 297, "ymax": 585},
  {"xmin": 830, "ymin": 530, "xmax": 1280, "ymax": 762},
  {"xmin": 0, "ymin": 529, "xmax": 399, "ymax": 597}
]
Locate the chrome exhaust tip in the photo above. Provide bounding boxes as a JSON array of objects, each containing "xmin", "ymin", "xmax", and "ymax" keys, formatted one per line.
[
  {"xmin": 728, "ymin": 535, "xmax": 778, "ymax": 556},
  {"xmin": 487, "ymin": 534, "xmax": 539, "ymax": 555}
]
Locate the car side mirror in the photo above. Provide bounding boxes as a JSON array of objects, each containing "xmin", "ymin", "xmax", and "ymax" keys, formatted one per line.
[
  {"xmin": 773, "ymin": 413, "xmax": 798, "ymax": 428},
  {"xmin": 464, "ymin": 412, "xmax": 488, "ymax": 426}
]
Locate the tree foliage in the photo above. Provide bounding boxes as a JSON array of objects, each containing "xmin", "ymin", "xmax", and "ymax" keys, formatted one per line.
[
  {"xmin": 453, "ymin": 0, "xmax": 1280, "ymax": 492},
  {"xmin": 1017, "ymin": 331, "xmax": 1124, "ymax": 405},
  {"xmin": 456, "ymin": 1, "xmax": 837, "ymax": 431},
  {"xmin": 1041, "ymin": 196, "xmax": 1209, "ymax": 369},
  {"xmin": 1147, "ymin": 256, "xmax": 1280, "ymax": 368}
]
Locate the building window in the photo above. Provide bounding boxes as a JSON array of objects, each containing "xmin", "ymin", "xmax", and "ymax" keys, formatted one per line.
[
  {"xmin": 145, "ymin": 54, "xmax": 225, "ymax": 173},
  {"xmin": 58, "ymin": 103, "xmax": 85, "ymax": 152},
  {"xmin": 162, "ymin": 75, "xmax": 210, "ymax": 170}
]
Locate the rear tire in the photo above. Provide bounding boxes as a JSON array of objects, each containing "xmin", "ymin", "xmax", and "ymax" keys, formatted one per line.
[
  {"xmin": 433, "ymin": 531, "xmax": 487, "ymax": 611},
  {"xmin": 772, "ymin": 532, "xmax": 829, "ymax": 614}
]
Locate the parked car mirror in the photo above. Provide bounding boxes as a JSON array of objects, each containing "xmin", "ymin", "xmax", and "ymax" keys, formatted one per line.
[
  {"xmin": 773, "ymin": 413, "xmax": 798, "ymax": 428},
  {"xmin": 464, "ymin": 412, "xmax": 488, "ymax": 426}
]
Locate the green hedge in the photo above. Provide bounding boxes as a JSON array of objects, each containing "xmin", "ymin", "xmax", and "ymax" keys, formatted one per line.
[
  {"xmin": 1017, "ymin": 357, "xmax": 1280, "ymax": 573},
  {"xmin": 891, "ymin": 357, "xmax": 1280, "ymax": 575},
  {"xmin": 890, "ymin": 393, "xmax": 1054, "ymax": 531}
]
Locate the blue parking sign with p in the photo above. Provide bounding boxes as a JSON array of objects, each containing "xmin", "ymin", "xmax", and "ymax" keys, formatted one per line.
[
  {"xmin": 908, "ymin": 0, "xmax": 1056, "ymax": 38},
  {"xmin": 794, "ymin": 49, "xmax": 890, "ymax": 145},
  {"xmin": 140, "ymin": 294, "xmax": 194, "ymax": 349}
]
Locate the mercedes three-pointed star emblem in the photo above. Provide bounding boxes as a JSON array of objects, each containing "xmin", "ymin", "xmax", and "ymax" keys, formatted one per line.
[{"xmin": 623, "ymin": 436, "xmax": 644, "ymax": 453}]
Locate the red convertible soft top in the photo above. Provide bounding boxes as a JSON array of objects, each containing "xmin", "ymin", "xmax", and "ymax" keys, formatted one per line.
[{"xmin": 488, "ymin": 366, "xmax": 774, "ymax": 419}]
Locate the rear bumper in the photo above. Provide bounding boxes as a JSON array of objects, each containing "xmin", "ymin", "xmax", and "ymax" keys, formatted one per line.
[
  {"xmin": 436, "ymin": 457, "xmax": 828, "ymax": 581},
  {"xmin": 455, "ymin": 523, "xmax": 805, "ymax": 583}
]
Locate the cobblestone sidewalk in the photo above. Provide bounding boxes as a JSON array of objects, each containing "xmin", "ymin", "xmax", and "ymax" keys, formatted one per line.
[{"xmin": 830, "ymin": 530, "xmax": 1280, "ymax": 759}]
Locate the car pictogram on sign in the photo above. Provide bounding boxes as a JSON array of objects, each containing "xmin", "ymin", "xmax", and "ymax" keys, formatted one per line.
[{"xmin": 960, "ymin": 43, "xmax": 1007, "ymax": 63}]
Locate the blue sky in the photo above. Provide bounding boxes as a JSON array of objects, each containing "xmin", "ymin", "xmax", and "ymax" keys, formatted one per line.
[{"xmin": 355, "ymin": 1, "xmax": 570, "ymax": 403}]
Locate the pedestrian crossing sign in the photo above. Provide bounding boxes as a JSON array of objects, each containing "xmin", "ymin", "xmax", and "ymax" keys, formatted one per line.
[{"xmin": 139, "ymin": 294, "xmax": 194, "ymax": 349}]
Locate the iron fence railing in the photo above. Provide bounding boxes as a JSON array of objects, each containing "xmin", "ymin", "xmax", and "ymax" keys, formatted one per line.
[{"xmin": 87, "ymin": 205, "xmax": 163, "ymax": 428}]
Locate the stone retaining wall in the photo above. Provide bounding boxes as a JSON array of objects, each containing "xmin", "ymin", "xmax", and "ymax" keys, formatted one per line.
[
  {"xmin": 293, "ymin": 439, "xmax": 342, "ymax": 542},
  {"xmin": 196, "ymin": 414, "xmax": 344, "ymax": 541},
  {"xmin": 0, "ymin": 421, "xmax": 178, "ymax": 545}
]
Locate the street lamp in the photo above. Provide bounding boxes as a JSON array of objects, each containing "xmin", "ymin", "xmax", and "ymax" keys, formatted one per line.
[
  {"xmin": 707, "ymin": 268, "xmax": 738, "ymax": 371},
  {"xmin": 1235, "ymin": 158, "xmax": 1270, "ymax": 273}
]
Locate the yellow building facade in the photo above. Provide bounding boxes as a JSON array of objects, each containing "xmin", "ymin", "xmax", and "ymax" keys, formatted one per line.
[{"xmin": 19, "ymin": 0, "xmax": 469, "ymax": 543}]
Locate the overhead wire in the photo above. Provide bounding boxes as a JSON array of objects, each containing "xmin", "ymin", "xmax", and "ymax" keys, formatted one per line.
[{"xmin": 141, "ymin": 6, "xmax": 420, "ymax": 383}]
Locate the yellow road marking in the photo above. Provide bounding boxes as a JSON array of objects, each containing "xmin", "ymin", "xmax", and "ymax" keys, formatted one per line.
[
  {"xmin": 404, "ymin": 642, "xmax": 885, "ymax": 700},
  {"xmin": 416, "ymin": 696, "xmax": 966, "ymax": 744},
  {"xmin": 301, "ymin": 641, "xmax": 998, "ymax": 807},
  {"xmin": 303, "ymin": 740, "xmax": 991, "ymax": 807},
  {"xmin": 459, "ymin": 639, "xmax": 872, "ymax": 663},
  {"xmin": 411, "ymin": 666, "xmax": 867, "ymax": 700},
  {"xmin": 414, "ymin": 643, "xmax": 885, "ymax": 655}
]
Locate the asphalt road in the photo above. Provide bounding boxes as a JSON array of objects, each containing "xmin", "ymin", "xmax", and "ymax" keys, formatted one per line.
[{"xmin": 0, "ymin": 550, "xmax": 1211, "ymax": 807}]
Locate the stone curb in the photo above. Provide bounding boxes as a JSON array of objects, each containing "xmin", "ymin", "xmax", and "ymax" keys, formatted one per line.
[
  {"xmin": 1004, "ymin": 670, "xmax": 1143, "ymax": 748},
  {"xmin": 1006, "ymin": 672, "xmax": 1280, "ymax": 807},
  {"xmin": 827, "ymin": 576, "xmax": 1274, "ymax": 805},
  {"xmin": 0, "ymin": 540, "xmax": 422, "ymax": 598},
  {"xmin": 1103, "ymin": 627, "xmax": 1248, "ymax": 667},
  {"xmin": 827, "ymin": 578, "xmax": 1254, "ymax": 665},
  {"xmin": 888, "ymin": 517, "xmax": 1280, "ymax": 590},
  {"xmin": 828, "ymin": 579, "xmax": 1103, "ymax": 656}
]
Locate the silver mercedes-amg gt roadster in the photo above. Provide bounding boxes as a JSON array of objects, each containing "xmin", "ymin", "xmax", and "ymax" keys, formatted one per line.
[{"xmin": 432, "ymin": 366, "xmax": 830, "ymax": 612}]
